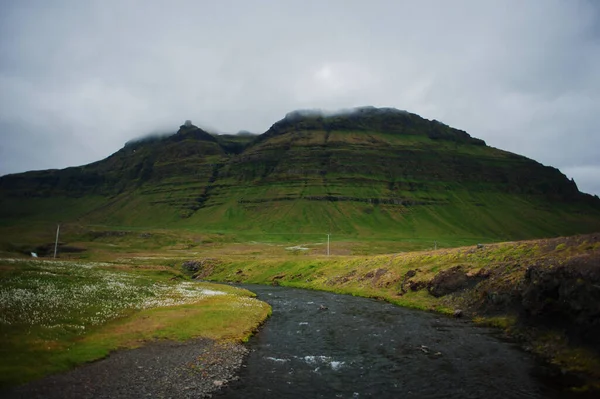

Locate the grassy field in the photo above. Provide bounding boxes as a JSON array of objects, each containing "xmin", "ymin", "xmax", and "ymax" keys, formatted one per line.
[
  {"xmin": 1, "ymin": 221, "xmax": 600, "ymax": 391},
  {"xmin": 0, "ymin": 215, "xmax": 588, "ymax": 264},
  {"xmin": 0, "ymin": 258, "xmax": 270, "ymax": 388}
]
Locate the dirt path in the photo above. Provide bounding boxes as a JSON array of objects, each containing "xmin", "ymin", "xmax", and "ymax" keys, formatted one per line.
[{"xmin": 2, "ymin": 338, "xmax": 247, "ymax": 399}]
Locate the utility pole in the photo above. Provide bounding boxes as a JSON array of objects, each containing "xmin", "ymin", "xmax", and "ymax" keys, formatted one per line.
[
  {"xmin": 327, "ymin": 233, "xmax": 330, "ymax": 256},
  {"xmin": 53, "ymin": 224, "xmax": 60, "ymax": 259}
]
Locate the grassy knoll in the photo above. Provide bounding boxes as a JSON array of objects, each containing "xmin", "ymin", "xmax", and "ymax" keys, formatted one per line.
[{"xmin": 0, "ymin": 258, "xmax": 270, "ymax": 388}]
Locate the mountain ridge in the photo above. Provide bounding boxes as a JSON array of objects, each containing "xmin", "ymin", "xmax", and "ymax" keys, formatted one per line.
[
  {"xmin": 259, "ymin": 106, "xmax": 486, "ymax": 146},
  {"xmin": 1, "ymin": 106, "xmax": 599, "ymax": 242}
]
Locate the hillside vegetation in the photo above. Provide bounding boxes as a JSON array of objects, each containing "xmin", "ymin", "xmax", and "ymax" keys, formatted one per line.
[{"xmin": 1, "ymin": 107, "xmax": 599, "ymax": 243}]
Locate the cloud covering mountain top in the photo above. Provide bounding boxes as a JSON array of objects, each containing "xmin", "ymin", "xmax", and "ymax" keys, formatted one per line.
[{"xmin": 1, "ymin": 0, "xmax": 599, "ymax": 194}]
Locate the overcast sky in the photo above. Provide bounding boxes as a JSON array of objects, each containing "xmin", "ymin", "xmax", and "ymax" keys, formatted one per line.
[{"xmin": 1, "ymin": 0, "xmax": 599, "ymax": 195}]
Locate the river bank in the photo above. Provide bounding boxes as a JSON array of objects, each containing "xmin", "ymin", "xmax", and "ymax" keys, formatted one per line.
[
  {"xmin": 3, "ymin": 338, "xmax": 247, "ymax": 399},
  {"xmin": 198, "ymin": 233, "xmax": 600, "ymax": 393}
]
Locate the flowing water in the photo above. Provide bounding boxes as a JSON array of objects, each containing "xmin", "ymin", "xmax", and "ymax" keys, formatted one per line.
[{"xmin": 219, "ymin": 285, "xmax": 567, "ymax": 399}]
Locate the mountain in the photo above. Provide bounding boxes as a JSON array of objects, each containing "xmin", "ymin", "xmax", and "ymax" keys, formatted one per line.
[{"xmin": 1, "ymin": 107, "xmax": 599, "ymax": 242}]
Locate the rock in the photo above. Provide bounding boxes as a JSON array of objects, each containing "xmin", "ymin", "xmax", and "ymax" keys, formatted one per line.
[
  {"xmin": 407, "ymin": 280, "xmax": 426, "ymax": 291},
  {"xmin": 319, "ymin": 304, "xmax": 328, "ymax": 311},
  {"xmin": 428, "ymin": 265, "xmax": 489, "ymax": 297},
  {"xmin": 213, "ymin": 380, "xmax": 224, "ymax": 387},
  {"xmin": 363, "ymin": 268, "xmax": 388, "ymax": 286},
  {"xmin": 399, "ymin": 269, "xmax": 418, "ymax": 294},
  {"xmin": 182, "ymin": 260, "xmax": 201, "ymax": 272},
  {"xmin": 186, "ymin": 258, "xmax": 222, "ymax": 279},
  {"xmin": 521, "ymin": 256, "xmax": 600, "ymax": 327},
  {"xmin": 453, "ymin": 309, "xmax": 463, "ymax": 318},
  {"xmin": 271, "ymin": 274, "xmax": 286, "ymax": 286},
  {"xmin": 427, "ymin": 266, "xmax": 470, "ymax": 297}
]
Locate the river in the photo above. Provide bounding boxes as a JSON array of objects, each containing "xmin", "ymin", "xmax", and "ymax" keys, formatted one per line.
[{"xmin": 218, "ymin": 285, "xmax": 567, "ymax": 399}]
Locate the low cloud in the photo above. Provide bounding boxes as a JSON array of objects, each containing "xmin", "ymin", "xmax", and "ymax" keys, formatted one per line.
[{"xmin": 0, "ymin": 0, "xmax": 599, "ymax": 194}]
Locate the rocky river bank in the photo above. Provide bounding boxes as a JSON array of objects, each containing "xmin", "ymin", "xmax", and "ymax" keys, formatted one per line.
[{"xmin": 3, "ymin": 338, "xmax": 247, "ymax": 399}]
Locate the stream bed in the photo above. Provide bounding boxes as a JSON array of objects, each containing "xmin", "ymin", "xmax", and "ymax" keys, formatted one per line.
[{"xmin": 218, "ymin": 285, "xmax": 567, "ymax": 399}]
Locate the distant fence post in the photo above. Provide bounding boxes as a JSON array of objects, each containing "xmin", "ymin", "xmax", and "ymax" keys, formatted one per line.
[{"xmin": 54, "ymin": 224, "xmax": 60, "ymax": 259}]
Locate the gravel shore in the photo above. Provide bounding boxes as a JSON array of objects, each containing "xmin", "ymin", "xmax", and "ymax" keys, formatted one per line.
[{"xmin": 3, "ymin": 338, "xmax": 248, "ymax": 399}]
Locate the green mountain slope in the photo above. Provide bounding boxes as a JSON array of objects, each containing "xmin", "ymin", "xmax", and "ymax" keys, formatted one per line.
[{"xmin": 1, "ymin": 107, "xmax": 599, "ymax": 243}]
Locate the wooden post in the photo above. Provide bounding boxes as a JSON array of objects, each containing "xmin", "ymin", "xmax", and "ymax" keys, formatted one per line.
[{"xmin": 53, "ymin": 224, "xmax": 60, "ymax": 258}]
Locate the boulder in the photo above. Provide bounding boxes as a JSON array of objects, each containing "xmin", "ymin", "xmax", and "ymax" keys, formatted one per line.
[
  {"xmin": 428, "ymin": 266, "xmax": 470, "ymax": 297},
  {"xmin": 399, "ymin": 269, "xmax": 418, "ymax": 294},
  {"xmin": 407, "ymin": 280, "xmax": 426, "ymax": 291},
  {"xmin": 182, "ymin": 260, "xmax": 201, "ymax": 272}
]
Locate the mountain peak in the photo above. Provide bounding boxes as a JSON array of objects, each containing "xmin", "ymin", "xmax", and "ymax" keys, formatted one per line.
[
  {"xmin": 177, "ymin": 120, "xmax": 199, "ymax": 133},
  {"xmin": 172, "ymin": 123, "xmax": 217, "ymax": 143},
  {"xmin": 282, "ymin": 106, "xmax": 409, "ymax": 122},
  {"xmin": 265, "ymin": 106, "xmax": 485, "ymax": 146}
]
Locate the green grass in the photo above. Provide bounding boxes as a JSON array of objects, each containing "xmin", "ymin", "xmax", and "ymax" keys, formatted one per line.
[{"xmin": 0, "ymin": 258, "xmax": 270, "ymax": 388}]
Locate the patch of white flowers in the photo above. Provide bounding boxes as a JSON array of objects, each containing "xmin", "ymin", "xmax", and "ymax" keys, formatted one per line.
[
  {"xmin": 136, "ymin": 282, "xmax": 226, "ymax": 309},
  {"xmin": 0, "ymin": 258, "xmax": 235, "ymax": 334},
  {"xmin": 227, "ymin": 295, "xmax": 264, "ymax": 309}
]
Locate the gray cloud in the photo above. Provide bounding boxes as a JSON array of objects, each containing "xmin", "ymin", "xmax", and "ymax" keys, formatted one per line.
[{"xmin": 1, "ymin": 0, "xmax": 599, "ymax": 195}]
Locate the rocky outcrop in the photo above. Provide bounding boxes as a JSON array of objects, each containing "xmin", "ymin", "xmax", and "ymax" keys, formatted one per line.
[
  {"xmin": 399, "ymin": 269, "xmax": 417, "ymax": 294},
  {"xmin": 237, "ymin": 196, "xmax": 444, "ymax": 205},
  {"xmin": 184, "ymin": 258, "xmax": 222, "ymax": 279},
  {"xmin": 434, "ymin": 251, "xmax": 600, "ymax": 350},
  {"xmin": 427, "ymin": 266, "xmax": 487, "ymax": 297},
  {"xmin": 521, "ymin": 254, "xmax": 600, "ymax": 330}
]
